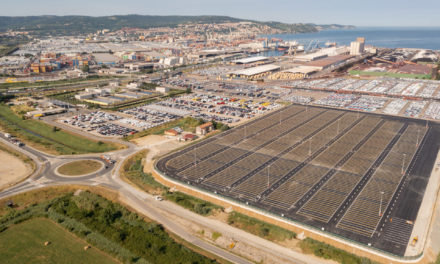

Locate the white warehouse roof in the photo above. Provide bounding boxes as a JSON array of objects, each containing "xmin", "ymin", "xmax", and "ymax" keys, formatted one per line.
[
  {"xmin": 233, "ymin": 56, "xmax": 268, "ymax": 64},
  {"xmin": 284, "ymin": 66, "xmax": 322, "ymax": 74},
  {"xmin": 231, "ymin": 64, "xmax": 280, "ymax": 76}
]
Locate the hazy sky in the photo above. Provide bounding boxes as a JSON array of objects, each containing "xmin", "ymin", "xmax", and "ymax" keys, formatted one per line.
[{"xmin": 1, "ymin": 0, "xmax": 440, "ymax": 27}]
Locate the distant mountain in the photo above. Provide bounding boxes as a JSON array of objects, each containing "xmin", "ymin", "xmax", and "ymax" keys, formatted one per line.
[{"xmin": 0, "ymin": 15, "xmax": 355, "ymax": 36}]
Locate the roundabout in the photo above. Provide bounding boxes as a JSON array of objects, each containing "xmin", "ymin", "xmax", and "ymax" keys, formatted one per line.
[{"xmin": 55, "ymin": 159, "xmax": 105, "ymax": 177}]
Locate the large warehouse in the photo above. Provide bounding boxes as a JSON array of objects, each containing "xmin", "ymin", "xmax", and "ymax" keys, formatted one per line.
[
  {"xmin": 156, "ymin": 104, "xmax": 440, "ymax": 257},
  {"xmin": 227, "ymin": 64, "xmax": 280, "ymax": 79}
]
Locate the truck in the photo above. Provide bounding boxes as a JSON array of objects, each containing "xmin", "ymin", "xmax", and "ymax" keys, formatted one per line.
[
  {"xmin": 100, "ymin": 155, "xmax": 115, "ymax": 164},
  {"xmin": 4, "ymin": 133, "xmax": 11, "ymax": 138}
]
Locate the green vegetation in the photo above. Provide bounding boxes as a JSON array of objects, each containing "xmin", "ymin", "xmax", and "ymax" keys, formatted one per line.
[
  {"xmin": 47, "ymin": 91, "xmax": 98, "ymax": 108},
  {"xmin": 121, "ymin": 150, "xmax": 222, "ymax": 216},
  {"xmin": 0, "ymin": 191, "xmax": 218, "ymax": 264},
  {"xmin": 349, "ymin": 70, "xmax": 431, "ymax": 79},
  {"xmin": 57, "ymin": 160, "xmax": 103, "ymax": 176},
  {"xmin": 106, "ymin": 98, "xmax": 157, "ymax": 111},
  {"xmin": 299, "ymin": 238, "xmax": 377, "ymax": 264},
  {"xmin": 164, "ymin": 191, "xmax": 223, "ymax": 216},
  {"xmin": 0, "ymin": 186, "xmax": 117, "ymax": 218},
  {"xmin": 126, "ymin": 117, "xmax": 203, "ymax": 140},
  {"xmin": 0, "ymin": 218, "xmax": 117, "ymax": 264},
  {"xmin": 161, "ymin": 89, "xmax": 188, "ymax": 99},
  {"xmin": 0, "ymin": 93, "xmax": 14, "ymax": 103},
  {"xmin": 211, "ymin": 120, "xmax": 230, "ymax": 132},
  {"xmin": 139, "ymin": 82, "xmax": 158, "ymax": 90},
  {"xmin": 434, "ymin": 253, "xmax": 440, "ymax": 264},
  {"xmin": 0, "ymin": 45, "xmax": 19, "ymax": 57},
  {"xmin": 122, "ymin": 150, "xmax": 166, "ymax": 193},
  {"xmin": 0, "ymin": 75, "xmax": 116, "ymax": 90},
  {"xmin": 211, "ymin": 232, "xmax": 222, "ymax": 241},
  {"xmin": 82, "ymin": 65, "xmax": 90, "ymax": 73},
  {"xmin": 0, "ymin": 15, "xmax": 353, "ymax": 36},
  {"xmin": 227, "ymin": 212, "xmax": 296, "ymax": 242},
  {"xmin": 0, "ymin": 104, "xmax": 120, "ymax": 155}
]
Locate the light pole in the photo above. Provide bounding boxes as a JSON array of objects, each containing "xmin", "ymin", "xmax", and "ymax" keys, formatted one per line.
[
  {"xmin": 401, "ymin": 153, "xmax": 406, "ymax": 174},
  {"xmin": 194, "ymin": 147, "xmax": 197, "ymax": 167},
  {"xmin": 416, "ymin": 128, "xmax": 420, "ymax": 146},
  {"xmin": 379, "ymin": 191, "xmax": 384, "ymax": 217},
  {"xmin": 267, "ymin": 165, "xmax": 271, "ymax": 188},
  {"xmin": 337, "ymin": 119, "xmax": 340, "ymax": 135}
]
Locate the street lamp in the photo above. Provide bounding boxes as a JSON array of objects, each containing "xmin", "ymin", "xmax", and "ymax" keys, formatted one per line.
[
  {"xmin": 337, "ymin": 119, "xmax": 340, "ymax": 135},
  {"xmin": 194, "ymin": 147, "xmax": 197, "ymax": 167},
  {"xmin": 401, "ymin": 153, "xmax": 406, "ymax": 174},
  {"xmin": 379, "ymin": 191, "xmax": 384, "ymax": 217},
  {"xmin": 309, "ymin": 137, "xmax": 312, "ymax": 156},
  {"xmin": 267, "ymin": 165, "xmax": 271, "ymax": 188},
  {"xmin": 416, "ymin": 128, "xmax": 420, "ymax": 146}
]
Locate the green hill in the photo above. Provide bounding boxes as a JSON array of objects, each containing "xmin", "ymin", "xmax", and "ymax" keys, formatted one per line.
[{"xmin": 0, "ymin": 15, "xmax": 354, "ymax": 36}]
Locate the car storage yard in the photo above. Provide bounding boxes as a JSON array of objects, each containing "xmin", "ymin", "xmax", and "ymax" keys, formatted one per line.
[{"xmin": 156, "ymin": 104, "xmax": 440, "ymax": 256}]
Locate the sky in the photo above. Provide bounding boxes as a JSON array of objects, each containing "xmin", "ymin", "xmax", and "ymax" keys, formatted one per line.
[{"xmin": 1, "ymin": 0, "xmax": 440, "ymax": 27}]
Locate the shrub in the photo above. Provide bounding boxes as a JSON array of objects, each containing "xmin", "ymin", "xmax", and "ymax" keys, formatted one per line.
[{"xmin": 299, "ymin": 238, "xmax": 377, "ymax": 264}]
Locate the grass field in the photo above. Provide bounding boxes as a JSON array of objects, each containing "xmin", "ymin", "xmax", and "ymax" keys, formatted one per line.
[
  {"xmin": 57, "ymin": 160, "xmax": 103, "ymax": 176},
  {"xmin": 126, "ymin": 117, "xmax": 203, "ymax": 140},
  {"xmin": 0, "ymin": 189, "xmax": 219, "ymax": 264},
  {"xmin": 0, "ymin": 104, "xmax": 121, "ymax": 155},
  {"xmin": 349, "ymin": 70, "xmax": 431, "ymax": 79},
  {"xmin": 227, "ymin": 212, "xmax": 296, "ymax": 242},
  {"xmin": 0, "ymin": 218, "xmax": 118, "ymax": 264},
  {"xmin": 0, "ymin": 186, "xmax": 119, "ymax": 218},
  {"xmin": 0, "ymin": 75, "xmax": 118, "ymax": 90},
  {"xmin": 121, "ymin": 150, "xmax": 166, "ymax": 194}
]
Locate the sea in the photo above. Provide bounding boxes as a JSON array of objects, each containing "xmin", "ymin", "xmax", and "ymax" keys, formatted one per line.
[{"xmin": 261, "ymin": 27, "xmax": 440, "ymax": 52}]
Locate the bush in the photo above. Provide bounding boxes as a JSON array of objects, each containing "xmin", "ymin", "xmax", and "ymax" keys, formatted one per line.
[
  {"xmin": 212, "ymin": 232, "xmax": 222, "ymax": 241},
  {"xmin": 299, "ymin": 238, "xmax": 377, "ymax": 264},
  {"xmin": 164, "ymin": 192, "xmax": 222, "ymax": 216},
  {"xmin": 122, "ymin": 151, "xmax": 166, "ymax": 193},
  {"xmin": 1, "ymin": 191, "xmax": 216, "ymax": 264},
  {"xmin": 227, "ymin": 212, "xmax": 296, "ymax": 241}
]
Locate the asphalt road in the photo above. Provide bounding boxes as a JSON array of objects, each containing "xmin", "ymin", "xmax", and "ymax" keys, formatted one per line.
[{"xmin": 0, "ymin": 131, "xmax": 257, "ymax": 264}]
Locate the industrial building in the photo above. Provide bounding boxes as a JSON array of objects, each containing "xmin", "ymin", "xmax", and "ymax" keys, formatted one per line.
[
  {"xmin": 306, "ymin": 55, "xmax": 354, "ymax": 70},
  {"xmin": 227, "ymin": 64, "xmax": 280, "ymax": 79},
  {"xmin": 233, "ymin": 56, "xmax": 269, "ymax": 65},
  {"xmin": 350, "ymin": 37, "xmax": 365, "ymax": 55},
  {"xmin": 268, "ymin": 66, "xmax": 322, "ymax": 80}
]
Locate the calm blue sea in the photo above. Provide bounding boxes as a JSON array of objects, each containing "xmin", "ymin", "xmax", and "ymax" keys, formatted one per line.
[{"xmin": 263, "ymin": 27, "xmax": 440, "ymax": 50}]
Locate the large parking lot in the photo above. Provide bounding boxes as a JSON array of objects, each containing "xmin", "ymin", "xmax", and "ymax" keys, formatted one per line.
[
  {"xmin": 157, "ymin": 104, "xmax": 440, "ymax": 256},
  {"xmin": 60, "ymin": 111, "xmax": 137, "ymax": 137},
  {"xmin": 157, "ymin": 93, "xmax": 280, "ymax": 124},
  {"xmin": 287, "ymin": 77, "xmax": 440, "ymax": 100}
]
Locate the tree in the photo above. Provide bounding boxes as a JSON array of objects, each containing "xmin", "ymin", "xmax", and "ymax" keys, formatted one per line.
[{"xmin": 82, "ymin": 65, "xmax": 90, "ymax": 73}]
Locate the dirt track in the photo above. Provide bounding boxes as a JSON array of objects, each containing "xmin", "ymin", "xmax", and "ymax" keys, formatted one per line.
[{"xmin": 0, "ymin": 150, "xmax": 32, "ymax": 190}]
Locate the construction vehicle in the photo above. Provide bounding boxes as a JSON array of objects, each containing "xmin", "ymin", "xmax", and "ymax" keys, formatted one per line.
[
  {"xmin": 372, "ymin": 57, "xmax": 398, "ymax": 65},
  {"xmin": 100, "ymin": 155, "xmax": 115, "ymax": 164},
  {"xmin": 6, "ymin": 78, "xmax": 18, "ymax": 83},
  {"xmin": 411, "ymin": 236, "xmax": 418, "ymax": 246}
]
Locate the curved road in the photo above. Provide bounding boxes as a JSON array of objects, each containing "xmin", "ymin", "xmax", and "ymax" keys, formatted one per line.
[{"xmin": 0, "ymin": 126, "xmax": 320, "ymax": 264}]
